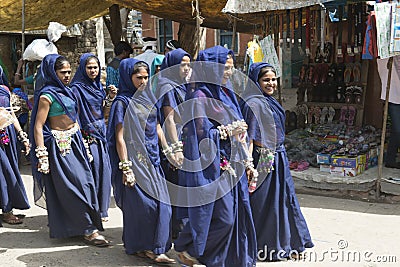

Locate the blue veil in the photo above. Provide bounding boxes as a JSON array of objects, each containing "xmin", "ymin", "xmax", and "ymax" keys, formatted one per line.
[
  {"xmin": 156, "ymin": 48, "xmax": 191, "ymax": 135},
  {"xmin": 241, "ymin": 62, "xmax": 283, "ymax": 148},
  {"xmin": 70, "ymin": 53, "xmax": 106, "ymax": 142},
  {"xmin": 106, "ymin": 58, "xmax": 170, "ymax": 207},
  {"xmin": 178, "ymin": 46, "xmax": 254, "ymax": 260}
]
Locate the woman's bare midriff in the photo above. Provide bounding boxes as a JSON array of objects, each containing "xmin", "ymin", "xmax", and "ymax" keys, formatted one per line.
[{"xmin": 47, "ymin": 115, "xmax": 77, "ymax": 130}]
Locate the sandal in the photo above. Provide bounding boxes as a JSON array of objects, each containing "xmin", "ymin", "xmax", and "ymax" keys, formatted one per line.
[
  {"xmin": 289, "ymin": 161, "xmax": 298, "ymax": 170},
  {"xmin": 177, "ymin": 251, "xmax": 200, "ymax": 266},
  {"xmin": 313, "ymin": 106, "xmax": 321, "ymax": 124},
  {"xmin": 2, "ymin": 211, "xmax": 23, "ymax": 225},
  {"xmin": 348, "ymin": 106, "xmax": 356, "ymax": 126},
  {"xmin": 353, "ymin": 86, "xmax": 363, "ymax": 105},
  {"xmin": 307, "ymin": 106, "xmax": 314, "ymax": 124},
  {"xmin": 83, "ymin": 232, "xmax": 111, "ymax": 247},
  {"xmin": 294, "ymin": 160, "xmax": 310, "ymax": 171},
  {"xmin": 345, "ymin": 86, "xmax": 354, "ymax": 104},
  {"xmin": 339, "ymin": 106, "xmax": 348, "ymax": 124},
  {"xmin": 327, "ymin": 106, "xmax": 335, "ymax": 124},
  {"xmin": 353, "ymin": 62, "xmax": 361, "ymax": 84},
  {"xmin": 320, "ymin": 107, "xmax": 328, "ymax": 124},
  {"xmin": 344, "ymin": 63, "xmax": 353, "ymax": 84},
  {"xmin": 145, "ymin": 250, "xmax": 176, "ymax": 265}
]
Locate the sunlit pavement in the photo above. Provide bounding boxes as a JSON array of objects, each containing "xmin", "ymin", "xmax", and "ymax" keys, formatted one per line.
[{"xmin": 1, "ymin": 165, "xmax": 399, "ymax": 267}]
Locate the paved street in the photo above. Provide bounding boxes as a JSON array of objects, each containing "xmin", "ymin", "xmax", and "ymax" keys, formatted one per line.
[{"xmin": 1, "ymin": 164, "xmax": 400, "ymax": 267}]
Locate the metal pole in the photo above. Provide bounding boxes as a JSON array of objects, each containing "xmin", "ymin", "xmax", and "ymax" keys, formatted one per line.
[{"xmin": 376, "ymin": 56, "xmax": 393, "ymax": 199}]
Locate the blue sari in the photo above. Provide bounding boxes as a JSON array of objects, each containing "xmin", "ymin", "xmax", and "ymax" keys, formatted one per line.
[
  {"xmin": 174, "ymin": 46, "xmax": 257, "ymax": 267},
  {"xmin": 155, "ymin": 49, "xmax": 191, "ymax": 236},
  {"xmin": 241, "ymin": 62, "xmax": 314, "ymax": 260},
  {"xmin": 71, "ymin": 53, "xmax": 112, "ymax": 218},
  {"xmin": 29, "ymin": 54, "xmax": 103, "ymax": 238},
  {"xmin": 0, "ymin": 85, "xmax": 30, "ymax": 214},
  {"xmin": 106, "ymin": 58, "xmax": 171, "ymax": 255}
]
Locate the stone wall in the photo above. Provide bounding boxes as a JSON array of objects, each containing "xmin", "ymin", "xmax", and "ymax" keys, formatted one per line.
[{"xmin": 0, "ymin": 19, "xmax": 99, "ymax": 87}]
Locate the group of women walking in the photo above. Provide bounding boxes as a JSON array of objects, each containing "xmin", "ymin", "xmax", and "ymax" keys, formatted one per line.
[{"xmin": 0, "ymin": 44, "xmax": 314, "ymax": 266}]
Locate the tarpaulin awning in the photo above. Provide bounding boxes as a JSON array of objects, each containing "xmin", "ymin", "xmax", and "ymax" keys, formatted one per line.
[
  {"xmin": 223, "ymin": 0, "xmax": 334, "ymax": 13},
  {"xmin": 0, "ymin": 0, "xmax": 336, "ymax": 34}
]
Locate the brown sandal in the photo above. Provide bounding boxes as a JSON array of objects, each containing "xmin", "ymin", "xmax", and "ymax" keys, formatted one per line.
[
  {"xmin": 83, "ymin": 232, "xmax": 110, "ymax": 247},
  {"xmin": 2, "ymin": 212, "xmax": 23, "ymax": 225},
  {"xmin": 178, "ymin": 251, "xmax": 200, "ymax": 266},
  {"xmin": 144, "ymin": 250, "xmax": 176, "ymax": 265}
]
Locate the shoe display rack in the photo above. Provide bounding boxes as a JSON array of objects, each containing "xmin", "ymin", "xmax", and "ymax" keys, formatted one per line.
[
  {"xmin": 297, "ymin": 60, "xmax": 368, "ymax": 127},
  {"xmin": 293, "ymin": 2, "xmax": 368, "ymax": 128}
]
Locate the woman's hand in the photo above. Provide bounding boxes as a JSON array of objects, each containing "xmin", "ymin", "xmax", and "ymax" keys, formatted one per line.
[
  {"xmin": 107, "ymin": 85, "xmax": 118, "ymax": 99},
  {"xmin": 23, "ymin": 140, "xmax": 31, "ymax": 155},
  {"xmin": 123, "ymin": 169, "xmax": 136, "ymax": 187},
  {"xmin": 37, "ymin": 156, "xmax": 50, "ymax": 174}
]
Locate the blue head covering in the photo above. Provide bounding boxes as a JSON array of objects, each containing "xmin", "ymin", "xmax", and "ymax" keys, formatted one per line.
[
  {"xmin": 29, "ymin": 54, "xmax": 78, "ymax": 205},
  {"xmin": 70, "ymin": 53, "xmax": 106, "ymax": 142},
  {"xmin": 150, "ymin": 54, "xmax": 165, "ymax": 93},
  {"xmin": 241, "ymin": 62, "xmax": 284, "ymax": 148},
  {"xmin": 106, "ymin": 58, "xmax": 170, "ymax": 206},
  {"xmin": 150, "ymin": 54, "xmax": 165, "ymax": 77},
  {"xmin": 156, "ymin": 48, "xmax": 191, "ymax": 126}
]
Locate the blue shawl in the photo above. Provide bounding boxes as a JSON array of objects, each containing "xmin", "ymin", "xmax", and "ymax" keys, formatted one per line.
[
  {"xmin": 70, "ymin": 53, "xmax": 106, "ymax": 142},
  {"xmin": 241, "ymin": 62, "xmax": 284, "ymax": 148},
  {"xmin": 179, "ymin": 45, "xmax": 249, "ymax": 255},
  {"xmin": 156, "ymin": 48, "xmax": 191, "ymax": 130},
  {"xmin": 106, "ymin": 58, "xmax": 170, "ymax": 205}
]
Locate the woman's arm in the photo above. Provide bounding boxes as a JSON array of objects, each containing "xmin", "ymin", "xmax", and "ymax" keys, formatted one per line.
[
  {"xmin": 115, "ymin": 123, "xmax": 136, "ymax": 187},
  {"xmin": 34, "ymin": 97, "xmax": 50, "ymax": 147},
  {"xmin": 115, "ymin": 123, "xmax": 128, "ymax": 162},
  {"xmin": 162, "ymin": 106, "xmax": 184, "ymax": 166},
  {"xmin": 34, "ymin": 96, "xmax": 51, "ymax": 173}
]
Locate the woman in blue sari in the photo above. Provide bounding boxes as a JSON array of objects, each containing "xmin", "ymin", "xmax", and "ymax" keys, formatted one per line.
[
  {"xmin": 174, "ymin": 46, "xmax": 257, "ymax": 267},
  {"xmin": 156, "ymin": 48, "xmax": 191, "ymax": 239},
  {"xmin": 71, "ymin": 53, "xmax": 112, "ymax": 221},
  {"xmin": 30, "ymin": 54, "xmax": 108, "ymax": 246},
  {"xmin": 241, "ymin": 62, "xmax": 313, "ymax": 261},
  {"xmin": 106, "ymin": 58, "xmax": 175, "ymax": 264},
  {"xmin": 0, "ymin": 84, "xmax": 30, "ymax": 225}
]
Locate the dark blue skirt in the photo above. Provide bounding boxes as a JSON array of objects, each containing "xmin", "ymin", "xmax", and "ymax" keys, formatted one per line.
[
  {"xmin": 0, "ymin": 126, "xmax": 30, "ymax": 212},
  {"xmin": 174, "ymin": 173, "xmax": 257, "ymax": 267},
  {"xmin": 43, "ymin": 132, "xmax": 103, "ymax": 238},
  {"xmin": 117, "ymin": 166, "xmax": 172, "ymax": 255},
  {"xmin": 89, "ymin": 140, "xmax": 112, "ymax": 218},
  {"xmin": 251, "ymin": 145, "xmax": 314, "ymax": 261}
]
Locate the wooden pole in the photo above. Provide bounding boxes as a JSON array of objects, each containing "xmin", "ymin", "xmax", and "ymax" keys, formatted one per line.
[
  {"xmin": 196, "ymin": 0, "xmax": 201, "ymax": 56},
  {"xmin": 376, "ymin": 56, "xmax": 393, "ymax": 199},
  {"xmin": 231, "ymin": 17, "xmax": 237, "ymax": 51},
  {"xmin": 21, "ymin": 0, "xmax": 26, "ymax": 93}
]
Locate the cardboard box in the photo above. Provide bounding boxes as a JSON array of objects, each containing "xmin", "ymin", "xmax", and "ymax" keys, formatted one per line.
[
  {"xmin": 317, "ymin": 153, "xmax": 331, "ymax": 165},
  {"xmin": 330, "ymin": 166, "xmax": 362, "ymax": 177},
  {"xmin": 331, "ymin": 155, "xmax": 365, "ymax": 169},
  {"xmin": 319, "ymin": 164, "xmax": 331, "ymax": 173}
]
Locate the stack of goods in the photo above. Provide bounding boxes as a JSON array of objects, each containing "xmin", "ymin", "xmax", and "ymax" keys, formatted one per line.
[
  {"xmin": 315, "ymin": 124, "xmax": 380, "ymax": 177},
  {"xmin": 285, "ymin": 123, "xmax": 381, "ymax": 176}
]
